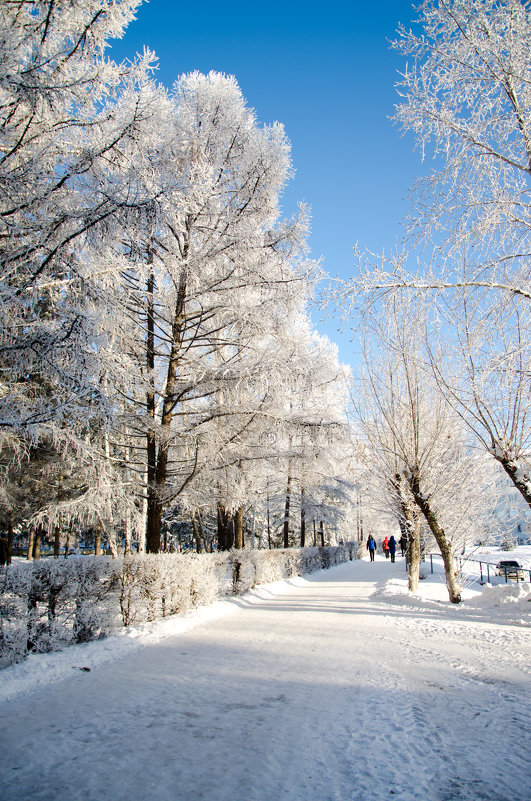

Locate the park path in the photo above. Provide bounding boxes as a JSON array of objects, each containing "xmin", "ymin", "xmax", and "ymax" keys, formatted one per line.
[{"xmin": 1, "ymin": 557, "xmax": 530, "ymax": 801}]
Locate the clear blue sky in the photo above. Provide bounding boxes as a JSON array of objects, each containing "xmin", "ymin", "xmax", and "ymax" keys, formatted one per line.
[{"xmin": 109, "ymin": 0, "xmax": 424, "ymax": 366}]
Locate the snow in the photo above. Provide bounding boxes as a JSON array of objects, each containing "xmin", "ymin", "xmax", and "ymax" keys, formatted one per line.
[{"xmin": 1, "ymin": 556, "xmax": 530, "ymax": 801}]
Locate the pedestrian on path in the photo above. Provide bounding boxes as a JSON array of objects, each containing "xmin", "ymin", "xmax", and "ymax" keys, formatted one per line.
[
  {"xmin": 382, "ymin": 536, "xmax": 390, "ymax": 559},
  {"xmin": 388, "ymin": 535, "xmax": 397, "ymax": 563},
  {"xmin": 366, "ymin": 535, "xmax": 377, "ymax": 562},
  {"xmin": 399, "ymin": 534, "xmax": 408, "ymax": 557}
]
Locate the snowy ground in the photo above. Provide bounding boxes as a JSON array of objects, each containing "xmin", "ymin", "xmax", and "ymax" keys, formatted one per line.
[
  {"xmin": 1, "ymin": 554, "xmax": 530, "ymax": 801},
  {"xmin": 463, "ymin": 545, "xmax": 531, "ymax": 568}
]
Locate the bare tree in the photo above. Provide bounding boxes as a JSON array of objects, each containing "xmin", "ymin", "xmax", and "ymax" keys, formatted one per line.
[
  {"xmin": 332, "ymin": 0, "xmax": 531, "ymax": 509},
  {"xmin": 353, "ymin": 297, "xmax": 499, "ymax": 602}
]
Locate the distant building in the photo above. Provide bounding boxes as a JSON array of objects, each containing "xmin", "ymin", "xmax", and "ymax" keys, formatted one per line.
[{"xmin": 490, "ymin": 473, "xmax": 530, "ymax": 546}]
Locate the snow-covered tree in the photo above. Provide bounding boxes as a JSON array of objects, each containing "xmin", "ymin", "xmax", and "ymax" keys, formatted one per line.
[
  {"xmin": 0, "ymin": 0, "xmax": 168, "ymax": 552},
  {"xmin": 163, "ymin": 310, "xmax": 353, "ymax": 551},
  {"xmin": 159, "ymin": 308, "xmax": 353, "ymax": 551},
  {"xmin": 353, "ymin": 297, "xmax": 499, "ymax": 601},
  {"xmin": 106, "ymin": 71, "xmax": 314, "ymax": 552},
  {"xmin": 0, "ymin": 0, "xmax": 159, "ymax": 449},
  {"xmin": 268, "ymin": 322, "xmax": 353, "ymax": 549},
  {"xmin": 393, "ymin": 0, "xmax": 531, "ymax": 267},
  {"xmin": 0, "ymin": 12, "xmax": 355, "ymax": 555},
  {"xmin": 426, "ymin": 288, "xmax": 531, "ymax": 507},
  {"xmin": 331, "ymin": 0, "xmax": 531, "ymax": 509}
]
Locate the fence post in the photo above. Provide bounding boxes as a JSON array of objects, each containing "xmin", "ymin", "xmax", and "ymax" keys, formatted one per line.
[{"xmin": 430, "ymin": 554, "xmax": 434, "ymax": 574}]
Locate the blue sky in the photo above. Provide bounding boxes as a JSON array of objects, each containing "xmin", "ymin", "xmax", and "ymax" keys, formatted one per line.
[{"xmin": 109, "ymin": 0, "xmax": 424, "ymax": 366}]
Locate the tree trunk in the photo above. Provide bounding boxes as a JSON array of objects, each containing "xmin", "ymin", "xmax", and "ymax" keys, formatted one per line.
[
  {"xmin": 250, "ymin": 513, "xmax": 256, "ymax": 550},
  {"xmin": 283, "ymin": 473, "xmax": 292, "ymax": 549},
  {"xmin": 124, "ymin": 509, "xmax": 132, "ymax": 556},
  {"xmin": 357, "ymin": 493, "xmax": 364, "ymax": 541},
  {"xmin": 407, "ymin": 529, "xmax": 421, "ymax": 593},
  {"xmin": 409, "ymin": 473, "xmax": 461, "ymax": 603},
  {"xmin": 95, "ymin": 523, "xmax": 101, "ymax": 556},
  {"xmin": 139, "ymin": 467, "xmax": 147, "ymax": 554},
  {"xmin": 190, "ymin": 511, "xmax": 203, "ymax": 553},
  {"xmin": 146, "ymin": 497, "xmax": 162, "ymax": 554},
  {"xmin": 53, "ymin": 525, "xmax": 61, "ymax": 558},
  {"xmin": 217, "ymin": 503, "xmax": 234, "ymax": 551},
  {"xmin": 146, "ymin": 268, "xmax": 188, "ymax": 553},
  {"xmin": 300, "ymin": 488, "xmax": 306, "ymax": 548},
  {"xmin": 394, "ymin": 473, "xmax": 421, "ymax": 593},
  {"xmin": 54, "ymin": 474, "xmax": 64, "ymax": 558},
  {"xmin": 105, "ymin": 526, "xmax": 118, "ymax": 558},
  {"xmin": 319, "ymin": 520, "xmax": 325, "ymax": 547},
  {"xmin": 145, "ymin": 251, "xmax": 158, "ymax": 553},
  {"xmin": 267, "ymin": 495, "xmax": 272, "ymax": 549},
  {"xmin": 32, "ymin": 526, "xmax": 42, "ymax": 561},
  {"xmin": 7, "ymin": 514, "xmax": 13, "ymax": 565},
  {"xmin": 496, "ymin": 453, "xmax": 531, "ymax": 510},
  {"xmin": 64, "ymin": 523, "xmax": 71, "ymax": 559},
  {"xmin": 196, "ymin": 510, "xmax": 208, "ymax": 552},
  {"xmin": 403, "ymin": 507, "xmax": 421, "ymax": 593},
  {"xmin": 234, "ymin": 506, "xmax": 244, "ymax": 549},
  {"xmin": 26, "ymin": 528, "xmax": 35, "ymax": 561}
]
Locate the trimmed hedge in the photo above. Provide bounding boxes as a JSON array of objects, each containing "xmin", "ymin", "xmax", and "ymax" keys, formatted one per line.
[{"xmin": 0, "ymin": 544, "xmax": 356, "ymax": 667}]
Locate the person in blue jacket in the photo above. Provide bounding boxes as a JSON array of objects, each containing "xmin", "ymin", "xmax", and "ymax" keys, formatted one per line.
[
  {"xmin": 388, "ymin": 535, "xmax": 397, "ymax": 563},
  {"xmin": 366, "ymin": 535, "xmax": 377, "ymax": 562}
]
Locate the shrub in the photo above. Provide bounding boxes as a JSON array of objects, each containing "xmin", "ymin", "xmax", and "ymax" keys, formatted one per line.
[{"xmin": 0, "ymin": 543, "xmax": 356, "ymax": 666}]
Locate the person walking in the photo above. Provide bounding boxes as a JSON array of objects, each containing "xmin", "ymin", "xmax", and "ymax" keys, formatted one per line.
[
  {"xmin": 399, "ymin": 533, "xmax": 408, "ymax": 557},
  {"xmin": 382, "ymin": 536, "xmax": 390, "ymax": 559},
  {"xmin": 388, "ymin": 535, "xmax": 397, "ymax": 563},
  {"xmin": 366, "ymin": 535, "xmax": 377, "ymax": 562}
]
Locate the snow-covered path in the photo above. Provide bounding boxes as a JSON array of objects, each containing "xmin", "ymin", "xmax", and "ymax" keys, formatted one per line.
[{"xmin": 2, "ymin": 558, "xmax": 530, "ymax": 801}]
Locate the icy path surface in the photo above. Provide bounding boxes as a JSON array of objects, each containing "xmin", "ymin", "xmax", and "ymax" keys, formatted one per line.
[{"xmin": 2, "ymin": 558, "xmax": 530, "ymax": 801}]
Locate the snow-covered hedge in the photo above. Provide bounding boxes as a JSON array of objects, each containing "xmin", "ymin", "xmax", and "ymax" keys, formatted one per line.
[{"xmin": 0, "ymin": 544, "xmax": 356, "ymax": 667}]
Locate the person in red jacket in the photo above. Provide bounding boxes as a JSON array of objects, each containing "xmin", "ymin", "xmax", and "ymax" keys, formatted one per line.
[{"xmin": 382, "ymin": 536, "xmax": 390, "ymax": 559}]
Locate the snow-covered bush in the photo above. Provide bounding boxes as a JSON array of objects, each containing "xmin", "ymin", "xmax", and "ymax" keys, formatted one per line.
[
  {"xmin": 500, "ymin": 535, "xmax": 517, "ymax": 552},
  {"xmin": 228, "ymin": 545, "xmax": 355, "ymax": 595},
  {"xmin": 114, "ymin": 553, "xmax": 229, "ymax": 626},
  {"xmin": 0, "ymin": 557, "xmax": 116, "ymax": 666},
  {"xmin": 0, "ymin": 544, "xmax": 356, "ymax": 666}
]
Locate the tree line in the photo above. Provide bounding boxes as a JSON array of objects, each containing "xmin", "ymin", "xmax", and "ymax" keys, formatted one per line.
[{"xmin": 0, "ymin": 1, "xmax": 354, "ymax": 563}]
